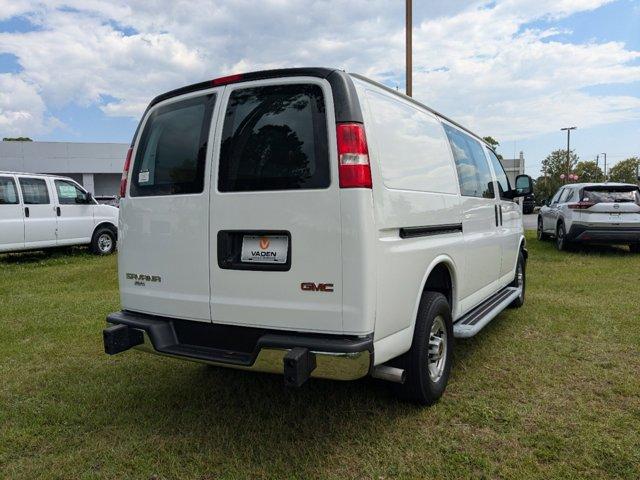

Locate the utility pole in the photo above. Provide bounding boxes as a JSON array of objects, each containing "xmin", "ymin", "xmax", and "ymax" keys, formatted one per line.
[
  {"xmin": 600, "ymin": 152, "xmax": 607, "ymax": 181},
  {"xmin": 406, "ymin": 0, "xmax": 412, "ymax": 97},
  {"xmin": 560, "ymin": 127, "xmax": 576, "ymax": 183}
]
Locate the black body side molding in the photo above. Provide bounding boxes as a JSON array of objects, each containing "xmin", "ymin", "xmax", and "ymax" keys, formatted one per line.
[{"xmin": 399, "ymin": 224, "xmax": 463, "ymax": 239}]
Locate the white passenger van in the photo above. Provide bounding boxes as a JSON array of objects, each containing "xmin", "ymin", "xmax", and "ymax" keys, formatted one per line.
[
  {"xmin": 104, "ymin": 68, "xmax": 533, "ymax": 404},
  {"xmin": 0, "ymin": 172, "xmax": 118, "ymax": 255}
]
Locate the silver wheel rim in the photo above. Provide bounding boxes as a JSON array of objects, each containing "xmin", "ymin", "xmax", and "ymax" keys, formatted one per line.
[
  {"xmin": 98, "ymin": 233, "xmax": 112, "ymax": 253},
  {"xmin": 428, "ymin": 315, "xmax": 447, "ymax": 383}
]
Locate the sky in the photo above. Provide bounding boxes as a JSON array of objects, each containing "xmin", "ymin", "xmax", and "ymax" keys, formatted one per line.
[{"xmin": 0, "ymin": 0, "xmax": 638, "ymax": 176}]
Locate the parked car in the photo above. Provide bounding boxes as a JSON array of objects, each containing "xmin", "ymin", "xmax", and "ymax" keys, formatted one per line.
[
  {"xmin": 0, "ymin": 172, "xmax": 118, "ymax": 255},
  {"xmin": 537, "ymin": 182, "xmax": 640, "ymax": 252},
  {"xmin": 522, "ymin": 193, "xmax": 535, "ymax": 214},
  {"xmin": 95, "ymin": 195, "xmax": 119, "ymax": 207},
  {"xmin": 103, "ymin": 68, "xmax": 533, "ymax": 404}
]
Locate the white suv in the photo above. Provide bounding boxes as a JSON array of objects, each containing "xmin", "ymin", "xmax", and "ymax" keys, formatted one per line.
[
  {"xmin": 0, "ymin": 172, "xmax": 118, "ymax": 255},
  {"xmin": 104, "ymin": 68, "xmax": 533, "ymax": 404},
  {"xmin": 537, "ymin": 183, "xmax": 640, "ymax": 252}
]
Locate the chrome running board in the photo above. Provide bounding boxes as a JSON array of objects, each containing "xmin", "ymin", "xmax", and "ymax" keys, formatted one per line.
[{"xmin": 453, "ymin": 286, "xmax": 521, "ymax": 338}]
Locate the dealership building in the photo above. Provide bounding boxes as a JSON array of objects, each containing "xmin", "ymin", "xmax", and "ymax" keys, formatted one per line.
[{"xmin": 0, "ymin": 141, "xmax": 128, "ymax": 196}]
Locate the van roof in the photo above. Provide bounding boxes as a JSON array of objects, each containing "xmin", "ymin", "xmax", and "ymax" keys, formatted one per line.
[
  {"xmin": 141, "ymin": 67, "xmax": 495, "ymax": 152},
  {"xmin": 0, "ymin": 171, "xmax": 74, "ymax": 181}
]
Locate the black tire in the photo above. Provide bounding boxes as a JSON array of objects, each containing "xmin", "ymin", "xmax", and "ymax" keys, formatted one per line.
[
  {"xmin": 629, "ymin": 243, "xmax": 640, "ymax": 254},
  {"xmin": 555, "ymin": 222, "xmax": 569, "ymax": 251},
  {"xmin": 537, "ymin": 217, "xmax": 549, "ymax": 241},
  {"xmin": 393, "ymin": 292, "xmax": 453, "ymax": 405},
  {"xmin": 508, "ymin": 251, "xmax": 526, "ymax": 308},
  {"xmin": 90, "ymin": 227, "xmax": 116, "ymax": 255}
]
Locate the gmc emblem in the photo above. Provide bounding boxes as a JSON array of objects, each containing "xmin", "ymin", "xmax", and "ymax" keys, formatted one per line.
[{"xmin": 301, "ymin": 282, "xmax": 334, "ymax": 292}]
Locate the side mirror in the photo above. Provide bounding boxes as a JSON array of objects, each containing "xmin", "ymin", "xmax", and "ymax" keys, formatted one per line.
[
  {"xmin": 514, "ymin": 174, "xmax": 533, "ymax": 197},
  {"xmin": 76, "ymin": 191, "xmax": 93, "ymax": 204},
  {"xmin": 544, "ymin": 198, "xmax": 550, "ymax": 207}
]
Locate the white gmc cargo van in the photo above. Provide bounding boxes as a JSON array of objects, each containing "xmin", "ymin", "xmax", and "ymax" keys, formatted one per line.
[
  {"xmin": 0, "ymin": 172, "xmax": 118, "ymax": 255},
  {"xmin": 104, "ymin": 68, "xmax": 533, "ymax": 404}
]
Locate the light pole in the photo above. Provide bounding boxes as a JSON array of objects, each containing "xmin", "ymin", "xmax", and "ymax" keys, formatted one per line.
[
  {"xmin": 406, "ymin": 0, "xmax": 412, "ymax": 97},
  {"xmin": 600, "ymin": 152, "xmax": 607, "ymax": 181},
  {"xmin": 561, "ymin": 127, "xmax": 576, "ymax": 183}
]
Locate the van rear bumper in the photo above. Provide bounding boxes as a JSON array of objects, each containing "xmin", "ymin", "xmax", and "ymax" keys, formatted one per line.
[{"xmin": 104, "ymin": 310, "xmax": 372, "ymax": 381}]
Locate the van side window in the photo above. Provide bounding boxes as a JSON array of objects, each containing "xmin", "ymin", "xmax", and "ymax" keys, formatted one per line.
[
  {"xmin": 0, "ymin": 177, "xmax": 19, "ymax": 205},
  {"xmin": 443, "ymin": 124, "xmax": 495, "ymax": 199},
  {"xmin": 364, "ymin": 91, "xmax": 458, "ymax": 194},
  {"xmin": 218, "ymin": 84, "xmax": 329, "ymax": 192},
  {"xmin": 130, "ymin": 95, "xmax": 215, "ymax": 197},
  {"xmin": 19, "ymin": 178, "xmax": 50, "ymax": 204},
  {"xmin": 55, "ymin": 180, "xmax": 85, "ymax": 204},
  {"xmin": 486, "ymin": 148, "xmax": 511, "ymax": 198}
]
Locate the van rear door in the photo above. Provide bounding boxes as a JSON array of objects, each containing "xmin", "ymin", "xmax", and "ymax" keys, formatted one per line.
[
  {"xmin": 209, "ymin": 79, "xmax": 344, "ymax": 333},
  {"xmin": 119, "ymin": 89, "xmax": 221, "ymax": 322}
]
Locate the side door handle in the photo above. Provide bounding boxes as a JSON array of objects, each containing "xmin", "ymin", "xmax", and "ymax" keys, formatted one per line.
[
  {"xmin": 499, "ymin": 205, "xmax": 503, "ymax": 226},
  {"xmin": 494, "ymin": 204, "xmax": 499, "ymax": 226},
  {"xmin": 25, "ymin": 206, "xmax": 29, "ymax": 218},
  {"xmin": 56, "ymin": 206, "xmax": 61, "ymax": 217}
]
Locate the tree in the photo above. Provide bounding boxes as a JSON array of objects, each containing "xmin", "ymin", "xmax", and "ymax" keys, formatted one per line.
[
  {"xmin": 2, "ymin": 137, "xmax": 33, "ymax": 141},
  {"xmin": 534, "ymin": 149, "xmax": 580, "ymax": 203},
  {"xmin": 482, "ymin": 136, "xmax": 503, "ymax": 160},
  {"xmin": 541, "ymin": 149, "xmax": 579, "ymax": 180},
  {"xmin": 574, "ymin": 161, "xmax": 604, "ymax": 183},
  {"xmin": 608, "ymin": 157, "xmax": 640, "ymax": 184}
]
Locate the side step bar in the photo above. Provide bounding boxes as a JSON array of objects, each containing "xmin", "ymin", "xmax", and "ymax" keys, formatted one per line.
[{"xmin": 453, "ymin": 286, "xmax": 521, "ymax": 338}]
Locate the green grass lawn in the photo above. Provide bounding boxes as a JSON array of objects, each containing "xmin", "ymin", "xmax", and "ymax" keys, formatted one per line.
[{"xmin": 1, "ymin": 234, "xmax": 639, "ymax": 479}]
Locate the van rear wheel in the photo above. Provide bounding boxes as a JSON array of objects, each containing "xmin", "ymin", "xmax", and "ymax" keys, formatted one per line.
[
  {"xmin": 393, "ymin": 291, "xmax": 453, "ymax": 405},
  {"xmin": 91, "ymin": 227, "xmax": 116, "ymax": 255}
]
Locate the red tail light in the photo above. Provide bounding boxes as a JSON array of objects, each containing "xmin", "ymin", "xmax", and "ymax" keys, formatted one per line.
[
  {"xmin": 337, "ymin": 123, "xmax": 371, "ymax": 189},
  {"xmin": 568, "ymin": 201, "xmax": 595, "ymax": 210},
  {"xmin": 119, "ymin": 147, "xmax": 133, "ymax": 198},
  {"xmin": 211, "ymin": 73, "xmax": 243, "ymax": 86}
]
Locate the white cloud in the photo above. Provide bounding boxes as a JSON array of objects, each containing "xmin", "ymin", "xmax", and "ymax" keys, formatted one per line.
[
  {"xmin": 0, "ymin": 0, "xmax": 638, "ymax": 141},
  {"xmin": 0, "ymin": 73, "xmax": 60, "ymax": 136}
]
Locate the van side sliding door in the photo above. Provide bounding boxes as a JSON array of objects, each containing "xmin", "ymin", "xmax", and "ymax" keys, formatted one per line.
[
  {"xmin": 18, "ymin": 176, "xmax": 57, "ymax": 249},
  {"xmin": 442, "ymin": 124, "xmax": 501, "ymax": 309}
]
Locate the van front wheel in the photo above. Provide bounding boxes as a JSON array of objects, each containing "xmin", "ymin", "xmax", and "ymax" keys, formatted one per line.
[
  {"xmin": 393, "ymin": 291, "xmax": 453, "ymax": 405},
  {"xmin": 91, "ymin": 227, "xmax": 116, "ymax": 255}
]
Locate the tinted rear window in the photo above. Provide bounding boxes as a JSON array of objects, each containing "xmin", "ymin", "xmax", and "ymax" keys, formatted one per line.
[
  {"xmin": 0, "ymin": 177, "xmax": 19, "ymax": 204},
  {"xmin": 131, "ymin": 95, "xmax": 215, "ymax": 197},
  {"xmin": 582, "ymin": 188, "xmax": 640, "ymax": 204},
  {"xmin": 218, "ymin": 84, "xmax": 329, "ymax": 192}
]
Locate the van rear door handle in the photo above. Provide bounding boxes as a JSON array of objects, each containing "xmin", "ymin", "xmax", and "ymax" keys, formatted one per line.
[
  {"xmin": 494, "ymin": 205, "xmax": 499, "ymax": 226},
  {"xmin": 56, "ymin": 206, "xmax": 61, "ymax": 217},
  {"xmin": 25, "ymin": 207, "xmax": 30, "ymax": 218}
]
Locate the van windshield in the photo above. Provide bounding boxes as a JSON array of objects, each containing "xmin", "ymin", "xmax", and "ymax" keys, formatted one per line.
[{"xmin": 218, "ymin": 84, "xmax": 329, "ymax": 192}]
